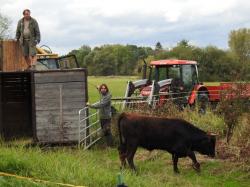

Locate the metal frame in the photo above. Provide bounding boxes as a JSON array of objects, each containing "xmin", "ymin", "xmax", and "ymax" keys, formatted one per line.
[
  {"xmin": 78, "ymin": 106, "xmax": 102, "ymax": 150},
  {"xmin": 37, "ymin": 54, "xmax": 80, "ymax": 70}
]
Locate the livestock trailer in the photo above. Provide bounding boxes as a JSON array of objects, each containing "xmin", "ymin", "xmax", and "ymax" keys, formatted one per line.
[{"xmin": 0, "ymin": 69, "xmax": 88, "ymax": 144}]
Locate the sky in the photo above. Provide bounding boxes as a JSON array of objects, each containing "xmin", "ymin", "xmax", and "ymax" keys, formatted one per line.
[{"xmin": 1, "ymin": 0, "xmax": 250, "ymax": 55}]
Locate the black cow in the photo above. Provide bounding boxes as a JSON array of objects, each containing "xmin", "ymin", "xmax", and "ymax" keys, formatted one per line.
[{"xmin": 118, "ymin": 113, "xmax": 216, "ymax": 173}]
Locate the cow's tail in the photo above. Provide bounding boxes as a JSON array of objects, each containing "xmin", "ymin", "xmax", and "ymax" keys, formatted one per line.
[{"xmin": 118, "ymin": 113, "xmax": 127, "ymax": 156}]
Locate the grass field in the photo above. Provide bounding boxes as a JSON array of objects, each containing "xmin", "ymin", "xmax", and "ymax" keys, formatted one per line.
[
  {"xmin": 0, "ymin": 142, "xmax": 249, "ymax": 187},
  {"xmin": 88, "ymin": 76, "xmax": 138, "ymax": 103},
  {"xmin": 0, "ymin": 76, "xmax": 249, "ymax": 187}
]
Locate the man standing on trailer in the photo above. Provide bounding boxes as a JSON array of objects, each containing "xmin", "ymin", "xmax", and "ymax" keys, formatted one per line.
[{"xmin": 16, "ymin": 9, "xmax": 40, "ymax": 70}]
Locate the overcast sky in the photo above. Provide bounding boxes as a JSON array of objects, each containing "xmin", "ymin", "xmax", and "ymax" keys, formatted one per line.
[{"xmin": 1, "ymin": 0, "xmax": 250, "ymax": 54}]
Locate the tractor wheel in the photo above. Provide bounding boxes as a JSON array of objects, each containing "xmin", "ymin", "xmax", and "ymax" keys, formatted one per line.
[{"xmin": 198, "ymin": 93, "xmax": 209, "ymax": 114}]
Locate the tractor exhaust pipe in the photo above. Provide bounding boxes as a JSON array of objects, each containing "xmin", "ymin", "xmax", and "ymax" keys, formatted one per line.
[{"xmin": 142, "ymin": 59, "xmax": 147, "ymax": 79}]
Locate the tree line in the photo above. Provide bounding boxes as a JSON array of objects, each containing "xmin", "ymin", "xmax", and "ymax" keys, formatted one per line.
[{"xmin": 68, "ymin": 28, "xmax": 250, "ymax": 82}]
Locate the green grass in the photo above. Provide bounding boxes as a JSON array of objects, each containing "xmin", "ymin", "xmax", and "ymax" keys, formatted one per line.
[
  {"xmin": 0, "ymin": 77, "xmax": 249, "ymax": 187},
  {"xmin": 88, "ymin": 76, "xmax": 138, "ymax": 103},
  {"xmin": 0, "ymin": 144, "xmax": 249, "ymax": 187}
]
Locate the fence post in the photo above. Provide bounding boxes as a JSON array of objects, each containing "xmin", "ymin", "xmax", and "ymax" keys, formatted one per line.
[
  {"xmin": 85, "ymin": 107, "xmax": 90, "ymax": 148},
  {"xmin": 78, "ymin": 109, "xmax": 82, "ymax": 147}
]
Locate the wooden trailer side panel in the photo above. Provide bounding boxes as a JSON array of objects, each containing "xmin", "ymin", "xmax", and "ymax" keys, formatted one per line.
[
  {"xmin": 0, "ymin": 74, "xmax": 2, "ymax": 133},
  {"xmin": 0, "ymin": 40, "xmax": 27, "ymax": 72},
  {"xmin": 33, "ymin": 70, "xmax": 87, "ymax": 143}
]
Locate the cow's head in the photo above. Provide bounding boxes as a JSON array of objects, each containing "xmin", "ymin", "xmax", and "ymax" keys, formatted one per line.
[{"xmin": 197, "ymin": 134, "xmax": 216, "ymax": 157}]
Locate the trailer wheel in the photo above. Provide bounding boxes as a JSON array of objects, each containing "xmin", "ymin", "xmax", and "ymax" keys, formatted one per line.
[{"xmin": 198, "ymin": 93, "xmax": 209, "ymax": 114}]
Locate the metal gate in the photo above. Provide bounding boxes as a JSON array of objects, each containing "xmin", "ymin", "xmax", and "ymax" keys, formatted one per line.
[{"xmin": 78, "ymin": 106, "xmax": 101, "ymax": 149}]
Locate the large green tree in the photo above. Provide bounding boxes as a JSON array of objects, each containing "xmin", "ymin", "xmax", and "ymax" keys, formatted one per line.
[
  {"xmin": 68, "ymin": 45, "xmax": 91, "ymax": 67},
  {"xmin": 199, "ymin": 46, "xmax": 239, "ymax": 81},
  {"xmin": 91, "ymin": 46, "xmax": 116, "ymax": 75},
  {"xmin": 229, "ymin": 28, "xmax": 250, "ymax": 62},
  {"xmin": 228, "ymin": 28, "xmax": 250, "ymax": 80},
  {"xmin": 72, "ymin": 44, "xmax": 152, "ymax": 76},
  {"xmin": 155, "ymin": 42, "xmax": 163, "ymax": 51},
  {"xmin": 0, "ymin": 12, "xmax": 11, "ymax": 39},
  {"xmin": 168, "ymin": 40, "xmax": 197, "ymax": 60}
]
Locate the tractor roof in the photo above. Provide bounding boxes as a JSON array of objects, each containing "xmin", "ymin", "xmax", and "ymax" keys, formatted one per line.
[{"xmin": 150, "ymin": 59, "xmax": 197, "ymax": 66}]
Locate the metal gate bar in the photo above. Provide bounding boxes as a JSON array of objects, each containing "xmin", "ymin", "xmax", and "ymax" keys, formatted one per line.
[{"xmin": 78, "ymin": 106, "xmax": 102, "ymax": 149}]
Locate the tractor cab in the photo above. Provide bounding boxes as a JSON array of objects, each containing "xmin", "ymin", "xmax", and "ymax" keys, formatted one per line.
[
  {"xmin": 123, "ymin": 59, "xmax": 199, "ymax": 107},
  {"xmin": 149, "ymin": 59, "xmax": 199, "ymax": 92},
  {"xmin": 138, "ymin": 60, "xmax": 199, "ymax": 106}
]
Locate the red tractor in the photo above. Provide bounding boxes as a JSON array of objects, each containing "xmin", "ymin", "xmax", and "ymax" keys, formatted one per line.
[{"xmin": 124, "ymin": 59, "xmax": 250, "ymax": 112}]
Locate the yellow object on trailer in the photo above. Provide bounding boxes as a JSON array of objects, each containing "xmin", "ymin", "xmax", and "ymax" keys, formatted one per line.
[{"xmin": 36, "ymin": 45, "xmax": 59, "ymax": 59}]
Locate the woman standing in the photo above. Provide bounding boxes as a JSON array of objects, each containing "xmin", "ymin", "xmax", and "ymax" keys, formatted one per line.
[{"xmin": 89, "ymin": 84, "xmax": 113, "ymax": 146}]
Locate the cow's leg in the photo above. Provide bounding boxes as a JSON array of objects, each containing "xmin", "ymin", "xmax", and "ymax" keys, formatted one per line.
[
  {"xmin": 118, "ymin": 144, "xmax": 127, "ymax": 168},
  {"xmin": 120, "ymin": 155, "xmax": 127, "ymax": 168},
  {"xmin": 126, "ymin": 144, "xmax": 138, "ymax": 171},
  {"xmin": 172, "ymin": 154, "xmax": 180, "ymax": 173},
  {"xmin": 187, "ymin": 151, "xmax": 200, "ymax": 172}
]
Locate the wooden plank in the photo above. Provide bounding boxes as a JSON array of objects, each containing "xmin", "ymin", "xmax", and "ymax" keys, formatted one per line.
[
  {"xmin": 30, "ymin": 72, "xmax": 37, "ymax": 141},
  {"xmin": 36, "ymin": 128, "xmax": 82, "ymax": 135},
  {"xmin": 0, "ymin": 74, "xmax": 2, "ymax": 132},
  {"xmin": 36, "ymin": 126, "xmax": 82, "ymax": 133},
  {"xmin": 35, "ymin": 123, "xmax": 84, "ymax": 130},
  {"xmin": 35, "ymin": 100, "xmax": 84, "ymax": 107},
  {"xmin": 34, "ymin": 84, "xmax": 85, "ymax": 107},
  {"xmin": 35, "ymin": 85, "xmax": 86, "ymax": 92},
  {"xmin": 36, "ymin": 116, "xmax": 80, "ymax": 125},
  {"xmin": 0, "ymin": 41, "xmax": 3, "ymax": 70},
  {"xmin": 36, "ymin": 126, "xmax": 81, "ymax": 132},
  {"xmin": 36, "ymin": 126, "xmax": 82, "ymax": 142},
  {"xmin": 35, "ymin": 108, "xmax": 82, "ymax": 115},
  {"xmin": 35, "ymin": 97, "xmax": 85, "ymax": 103},
  {"xmin": 35, "ymin": 97, "xmax": 85, "ymax": 107},
  {"xmin": 34, "ymin": 71, "xmax": 86, "ymax": 83},
  {"xmin": 35, "ymin": 91, "xmax": 85, "ymax": 100},
  {"xmin": 34, "ymin": 81, "xmax": 86, "ymax": 101},
  {"xmin": 36, "ymin": 123, "xmax": 80, "ymax": 128},
  {"xmin": 0, "ymin": 40, "xmax": 27, "ymax": 72},
  {"xmin": 35, "ymin": 104, "xmax": 84, "ymax": 111},
  {"xmin": 36, "ymin": 114, "xmax": 83, "ymax": 124},
  {"xmin": 37, "ymin": 137, "xmax": 78, "ymax": 143},
  {"xmin": 35, "ymin": 82, "xmax": 86, "ymax": 89},
  {"xmin": 37, "ymin": 132, "xmax": 81, "ymax": 138},
  {"xmin": 36, "ymin": 128, "xmax": 85, "ymax": 140}
]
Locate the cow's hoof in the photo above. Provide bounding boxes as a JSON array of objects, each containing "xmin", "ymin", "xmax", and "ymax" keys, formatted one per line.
[
  {"xmin": 130, "ymin": 169, "xmax": 138, "ymax": 175},
  {"xmin": 192, "ymin": 163, "xmax": 200, "ymax": 172}
]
